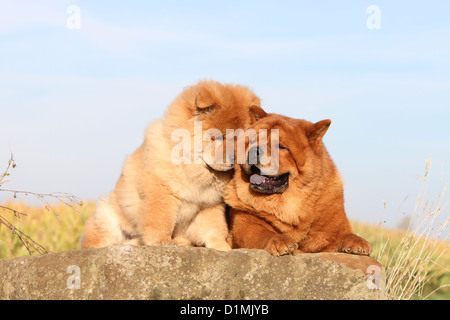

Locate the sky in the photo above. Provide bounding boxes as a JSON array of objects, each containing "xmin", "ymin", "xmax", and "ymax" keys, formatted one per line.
[{"xmin": 0, "ymin": 0, "xmax": 449, "ymax": 230}]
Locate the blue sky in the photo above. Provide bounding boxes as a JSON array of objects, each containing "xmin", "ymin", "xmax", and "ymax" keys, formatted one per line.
[{"xmin": 1, "ymin": 0, "xmax": 449, "ymax": 229}]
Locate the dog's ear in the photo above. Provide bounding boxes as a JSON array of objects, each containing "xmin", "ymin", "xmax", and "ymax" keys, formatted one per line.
[
  {"xmin": 308, "ymin": 119, "xmax": 331, "ymax": 146},
  {"xmin": 195, "ymin": 90, "xmax": 218, "ymax": 114},
  {"xmin": 250, "ymin": 105, "xmax": 267, "ymax": 123}
]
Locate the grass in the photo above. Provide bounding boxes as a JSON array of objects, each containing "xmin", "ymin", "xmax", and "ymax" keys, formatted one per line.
[
  {"xmin": 353, "ymin": 221, "xmax": 449, "ymax": 300},
  {"xmin": 0, "ymin": 201, "xmax": 94, "ymax": 258},
  {"xmin": 352, "ymin": 158, "xmax": 449, "ymax": 300},
  {"xmin": 0, "ymin": 152, "xmax": 84, "ymax": 255}
]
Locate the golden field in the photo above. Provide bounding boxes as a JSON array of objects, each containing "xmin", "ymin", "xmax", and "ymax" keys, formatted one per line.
[{"xmin": 0, "ymin": 200, "xmax": 448, "ymax": 300}]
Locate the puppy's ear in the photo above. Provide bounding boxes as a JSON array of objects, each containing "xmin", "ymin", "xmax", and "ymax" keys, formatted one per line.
[
  {"xmin": 249, "ymin": 105, "xmax": 267, "ymax": 123},
  {"xmin": 195, "ymin": 90, "xmax": 218, "ymax": 114},
  {"xmin": 309, "ymin": 119, "xmax": 331, "ymax": 145}
]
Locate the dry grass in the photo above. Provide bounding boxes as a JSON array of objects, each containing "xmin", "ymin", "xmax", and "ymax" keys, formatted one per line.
[
  {"xmin": 353, "ymin": 221, "xmax": 449, "ymax": 300},
  {"xmin": 0, "ymin": 152, "xmax": 83, "ymax": 255},
  {"xmin": 381, "ymin": 158, "xmax": 449, "ymax": 300},
  {"xmin": 353, "ymin": 158, "xmax": 449, "ymax": 300},
  {"xmin": 0, "ymin": 200, "xmax": 94, "ymax": 258}
]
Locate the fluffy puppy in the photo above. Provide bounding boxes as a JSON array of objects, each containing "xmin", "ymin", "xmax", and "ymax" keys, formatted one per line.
[
  {"xmin": 81, "ymin": 80, "xmax": 266, "ymax": 251},
  {"xmin": 226, "ymin": 114, "xmax": 372, "ymax": 256}
]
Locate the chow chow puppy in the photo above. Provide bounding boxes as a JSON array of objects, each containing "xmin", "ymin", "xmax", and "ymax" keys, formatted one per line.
[
  {"xmin": 81, "ymin": 80, "xmax": 267, "ymax": 251},
  {"xmin": 225, "ymin": 114, "xmax": 372, "ymax": 256}
]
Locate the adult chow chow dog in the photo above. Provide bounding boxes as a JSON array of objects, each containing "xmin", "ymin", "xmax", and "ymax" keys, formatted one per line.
[
  {"xmin": 225, "ymin": 114, "xmax": 372, "ymax": 256},
  {"xmin": 81, "ymin": 80, "xmax": 266, "ymax": 251}
]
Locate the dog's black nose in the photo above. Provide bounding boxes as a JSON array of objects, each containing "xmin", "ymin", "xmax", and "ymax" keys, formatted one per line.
[{"xmin": 248, "ymin": 146, "xmax": 263, "ymax": 164}]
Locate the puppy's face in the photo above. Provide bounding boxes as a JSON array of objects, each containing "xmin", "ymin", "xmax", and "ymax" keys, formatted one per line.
[
  {"xmin": 239, "ymin": 115, "xmax": 331, "ymax": 194},
  {"xmin": 187, "ymin": 81, "xmax": 267, "ymax": 171},
  {"xmin": 243, "ymin": 134, "xmax": 292, "ymax": 194},
  {"xmin": 224, "ymin": 113, "xmax": 332, "ymax": 225}
]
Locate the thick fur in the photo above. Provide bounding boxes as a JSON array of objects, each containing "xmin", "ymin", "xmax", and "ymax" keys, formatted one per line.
[
  {"xmin": 81, "ymin": 80, "xmax": 266, "ymax": 250},
  {"xmin": 225, "ymin": 114, "xmax": 372, "ymax": 256}
]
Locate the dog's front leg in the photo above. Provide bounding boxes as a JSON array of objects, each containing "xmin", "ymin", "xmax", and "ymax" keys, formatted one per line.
[
  {"xmin": 138, "ymin": 193, "xmax": 181, "ymax": 246},
  {"xmin": 186, "ymin": 203, "xmax": 231, "ymax": 251}
]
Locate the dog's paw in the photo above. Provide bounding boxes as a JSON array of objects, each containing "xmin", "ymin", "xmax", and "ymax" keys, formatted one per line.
[
  {"xmin": 264, "ymin": 234, "xmax": 298, "ymax": 256},
  {"xmin": 336, "ymin": 234, "xmax": 372, "ymax": 256}
]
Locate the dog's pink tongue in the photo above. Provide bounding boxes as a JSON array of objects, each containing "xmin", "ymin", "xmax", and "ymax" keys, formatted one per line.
[{"xmin": 250, "ymin": 174, "xmax": 266, "ymax": 185}]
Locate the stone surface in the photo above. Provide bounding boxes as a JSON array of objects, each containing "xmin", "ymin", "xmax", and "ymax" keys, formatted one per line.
[{"xmin": 0, "ymin": 245, "xmax": 384, "ymax": 300}]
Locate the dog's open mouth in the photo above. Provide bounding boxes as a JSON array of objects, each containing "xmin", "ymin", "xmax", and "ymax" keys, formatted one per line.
[{"xmin": 248, "ymin": 165, "xmax": 289, "ymax": 194}]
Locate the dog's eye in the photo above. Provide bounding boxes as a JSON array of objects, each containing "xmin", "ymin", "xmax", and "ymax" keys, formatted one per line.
[{"xmin": 278, "ymin": 144, "xmax": 288, "ymax": 150}]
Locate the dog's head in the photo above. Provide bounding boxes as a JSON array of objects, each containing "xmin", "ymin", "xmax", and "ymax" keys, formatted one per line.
[
  {"xmin": 241, "ymin": 114, "xmax": 331, "ymax": 194},
  {"xmin": 226, "ymin": 114, "xmax": 332, "ymax": 224},
  {"xmin": 167, "ymin": 80, "xmax": 267, "ymax": 171}
]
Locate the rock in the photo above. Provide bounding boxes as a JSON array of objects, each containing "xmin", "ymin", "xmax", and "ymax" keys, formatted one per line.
[{"xmin": 0, "ymin": 245, "xmax": 384, "ymax": 300}]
